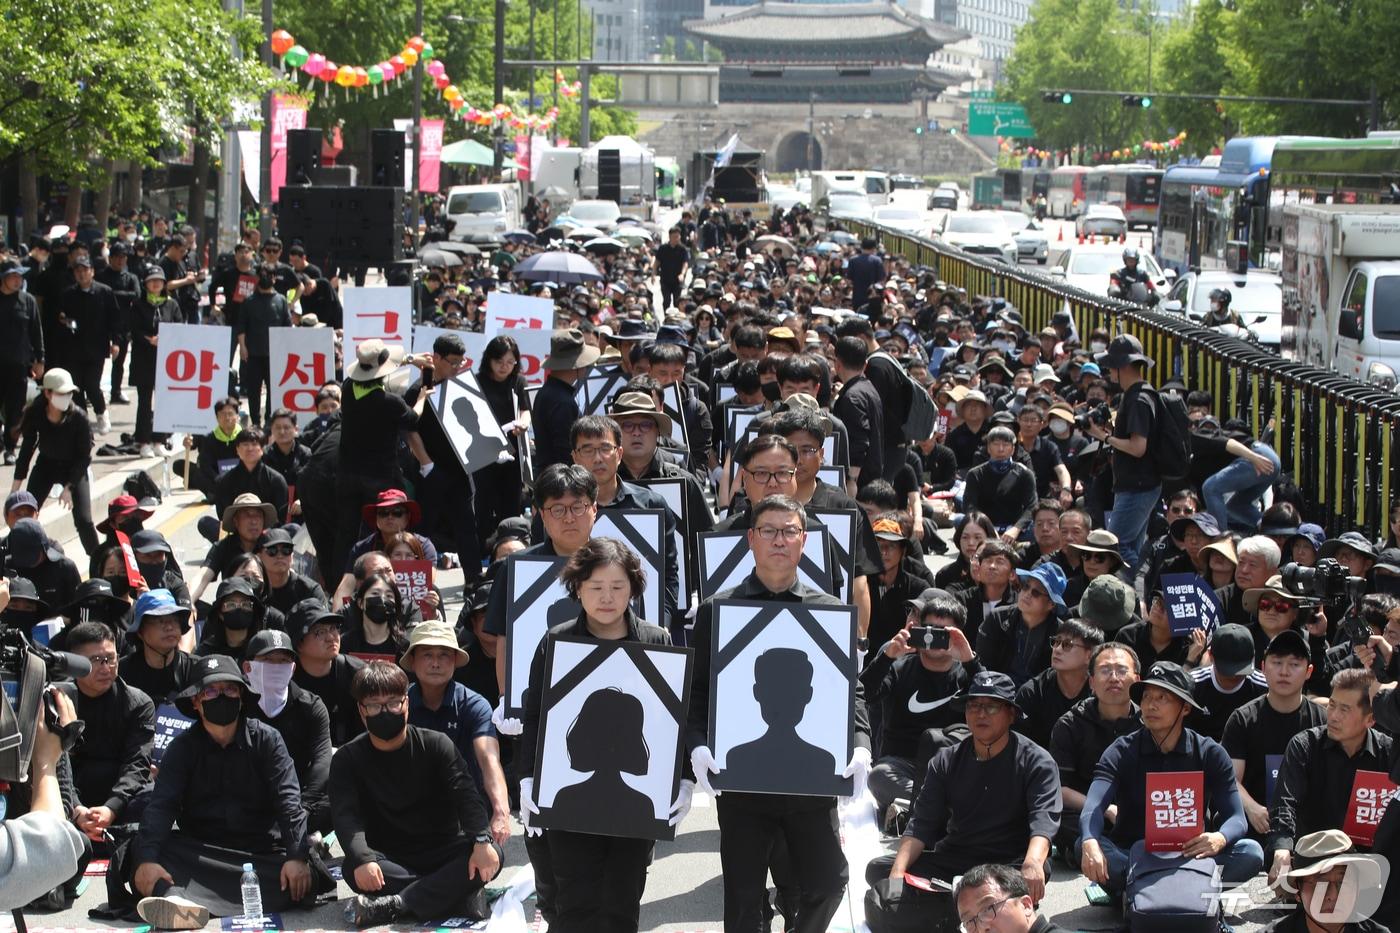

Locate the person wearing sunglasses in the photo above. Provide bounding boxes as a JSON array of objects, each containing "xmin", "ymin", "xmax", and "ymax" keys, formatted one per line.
[
  {"xmin": 129, "ymin": 654, "xmax": 328, "ymax": 929},
  {"xmin": 976, "ymin": 561, "xmax": 1069, "ymax": 688},
  {"xmin": 257, "ymin": 527, "xmax": 325, "ymax": 617},
  {"xmin": 332, "ymin": 489, "xmax": 440, "ymax": 608},
  {"xmin": 1063, "ymin": 528, "xmax": 1125, "ymax": 608},
  {"xmin": 1014, "ymin": 619, "xmax": 1103, "ymax": 751}
]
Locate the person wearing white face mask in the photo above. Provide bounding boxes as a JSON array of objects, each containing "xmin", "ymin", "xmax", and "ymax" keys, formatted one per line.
[
  {"xmin": 10, "ymin": 368, "xmax": 99, "ymax": 555},
  {"xmin": 243, "ymin": 629, "xmax": 333, "ymax": 835}
]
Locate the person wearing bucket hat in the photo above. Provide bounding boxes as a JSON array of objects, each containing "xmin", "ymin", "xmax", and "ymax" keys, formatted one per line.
[
  {"xmin": 947, "ymin": 389, "xmax": 991, "ymax": 470},
  {"xmin": 1186, "ymin": 623, "xmax": 1268, "ymax": 742},
  {"xmin": 1079, "ymin": 659, "xmax": 1264, "ymax": 893},
  {"xmin": 976, "ymin": 561, "xmax": 1067, "ymax": 688},
  {"xmin": 1241, "ymin": 574, "xmax": 1321, "ymax": 663},
  {"xmin": 189, "ymin": 492, "xmax": 277, "ymax": 605},
  {"xmin": 13, "ymin": 366, "xmax": 101, "ymax": 556},
  {"xmin": 1265, "ymin": 830, "xmax": 1392, "ymax": 931},
  {"xmin": 1283, "ymin": 523, "xmax": 1326, "ymax": 568},
  {"xmin": 329, "ymin": 488, "xmax": 441, "ymax": 606},
  {"xmin": 119, "ymin": 589, "xmax": 194, "ymax": 704},
  {"xmin": 239, "ymin": 628, "xmax": 334, "ymax": 835},
  {"xmin": 870, "ymin": 668, "xmax": 1061, "ymax": 902},
  {"xmin": 1076, "ymin": 574, "xmax": 1138, "ymax": 633},
  {"xmin": 130, "ymin": 653, "xmax": 327, "ymax": 928},
  {"xmin": 1065, "ymin": 528, "xmax": 1124, "ymax": 605},
  {"xmin": 329, "ymin": 661, "xmax": 503, "ymax": 928},
  {"xmin": 531, "ymin": 329, "xmax": 598, "ymax": 472},
  {"xmin": 0, "ymin": 252, "xmax": 44, "ymax": 466},
  {"xmin": 1320, "ymin": 531, "xmax": 1378, "ymax": 579},
  {"xmin": 56, "ymin": 577, "xmax": 131, "ymax": 633},
  {"xmin": 404, "ymin": 620, "xmax": 509, "ymax": 843}
]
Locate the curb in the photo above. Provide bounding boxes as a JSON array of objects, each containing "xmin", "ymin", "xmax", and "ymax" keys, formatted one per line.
[{"xmin": 35, "ymin": 453, "xmax": 174, "ymax": 552}]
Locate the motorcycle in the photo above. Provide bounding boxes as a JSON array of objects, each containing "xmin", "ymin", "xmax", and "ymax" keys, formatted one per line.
[{"xmin": 1108, "ymin": 276, "xmax": 1159, "ymax": 307}]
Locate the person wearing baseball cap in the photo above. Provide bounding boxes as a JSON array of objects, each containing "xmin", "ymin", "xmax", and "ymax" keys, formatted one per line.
[
  {"xmin": 256, "ymin": 527, "xmax": 326, "ymax": 617},
  {"xmin": 1187, "ymin": 623, "xmax": 1268, "ymax": 742},
  {"xmin": 1079, "ymin": 660, "xmax": 1264, "ymax": 894},
  {"xmin": 129, "ymin": 653, "xmax": 327, "ymax": 929},
  {"xmin": 869, "ymin": 668, "xmax": 1060, "ymax": 905},
  {"xmin": 0, "ymin": 255, "xmax": 43, "ymax": 467},
  {"xmin": 12, "ymin": 366, "xmax": 102, "ymax": 556},
  {"xmin": 241, "ymin": 628, "xmax": 333, "ymax": 835},
  {"xmin": 286, "ymin": 598, "xmax": 364, "ymax": 748},
  {"xmin": 456, "ymin": 584, "xmax": 502, "ymax": 704}
]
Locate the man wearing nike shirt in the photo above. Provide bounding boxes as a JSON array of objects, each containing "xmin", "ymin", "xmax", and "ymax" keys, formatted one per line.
[{"xmin": 862, "ymin": 595, "xmax": 982, "ymax": 820}]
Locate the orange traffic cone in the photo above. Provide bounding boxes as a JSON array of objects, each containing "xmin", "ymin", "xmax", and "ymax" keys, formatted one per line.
[
  {"xmin": 1077, "ymin": 232, "xmax": 1084, "ymax": 244},
  {"xmin": 1119, "ymin": 232, "xmax": 1126, "ymax": 244},
  {"xmin": 1057, "ymin": 226, "xmax": 1064, "ymax": 242}
]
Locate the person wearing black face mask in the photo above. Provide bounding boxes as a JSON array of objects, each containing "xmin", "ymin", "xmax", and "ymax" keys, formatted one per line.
[
  {"xmin": 54, "ymin": 578, "xmax": 129, "ymax": 651},
  {"xmin": 340, "ymin": 572, "xmax": 408, "ymax": 660},
  {"xmin": 127, "ymin": 654, "xmax": 330, "ymax": 928},
  {"xmin": 0, "ymin": 575, "xmax": 55, "ymax": 640},
  {"xmin": 330, "ymin": 661, "xmax": 503, "ymax": 927},
  {"xmin": 195, "ymin": 578, "xmax": 267, "ymax": 665},
  {"xmin": 129, "ymin": 529, "xmax": 191, "ymax": 599}
]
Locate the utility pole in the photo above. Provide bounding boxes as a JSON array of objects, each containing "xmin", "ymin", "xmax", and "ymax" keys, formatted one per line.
[
  {"xmin": 529, "ymin": 0, "xmax": 536, "ymax": 113},
  {"xmin": 217, "ymin": 0, "xmax": 244, "ymax": 257},
  {"xmin": 552, "ymin": 0, "xmax": 559, "ymax": 143},
  {"xmin": 411, "ymin": 0, "xmax": 423, "ymax": 237},
  {"xmin": 258, "ymin": 0, "xmax": 273, "ymax": 238},
  {"xmin": 493, "ymin": 0, "xmax": 506, "ymax": 175}
]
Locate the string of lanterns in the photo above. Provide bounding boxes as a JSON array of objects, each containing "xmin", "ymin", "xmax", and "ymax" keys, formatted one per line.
[
  {"xmin": 268, "ymin": 30, "xmax": 562, "ymax": 130},
  {"xmin": 1000, "ymin": 130, "xmax": 1192, "ymax": 164}
]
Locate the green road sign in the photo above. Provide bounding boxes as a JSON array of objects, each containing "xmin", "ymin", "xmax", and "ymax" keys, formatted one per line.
[
  {"xmin": 968, "ymin": 102, "xmax": 1035, "ymax": 138},
  {"xmin": 969, "ymin": 89, "xmax": 995, "ymax": 101}
]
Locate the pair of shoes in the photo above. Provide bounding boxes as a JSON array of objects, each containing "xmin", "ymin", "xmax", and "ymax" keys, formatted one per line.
[
  {"xmin": 137, "ymin": 894, "xmax": 210, "ymax": 930},
  {"xmin": 2, "ymin": 451, "xmax": 14, "ymax": 466},
  {"xmin": 110, "ymin": 393, "xmax": 129, "ymax": 404},
  {"xmin": 140, "ymin": 444, "xmax": 156, "ymax": 457},
  {"xmin": 346, "ymin": 893, "xmax": 404, "ymax": 928},
  {"xmin": 97, "ymin": 412, "xmax": 111, "ymax": 435}
]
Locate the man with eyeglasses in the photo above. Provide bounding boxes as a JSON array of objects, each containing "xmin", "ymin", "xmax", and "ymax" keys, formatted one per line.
[
  {"xmin": 332, "ymin": 661, "xmax": 503, "ymax": 928},
  {"xmin": 1049, "ymin": 643, "xmax": 1141, "ymax": 859},
  {"xmin": 977, "ymin": 562, "xmax": 1069, "ymax": 687},
  {"xmin": 953, "ymin": 863, "xmax": 1066, "ymax": 933},
  {"xmin": 130, "ymin": 654, "xmax": 325, "ymax": 929},
  {"xmin": 258, "ymin": 527, "xmax": 327, "ymax": 616},
  {"xmin": 688, "ymin": 494, "xmax": 873, "ymax": 933},
  {"xmin": 258, "ymin": 238, "xmax": 301, "ymax": 302},
  {"xmin": 868, "ymin": 670, "xmax": 1059, "ymax": 921},
  {"xmin": 68, "ymin": 621, "xmax": 156, "ymax": 848}
]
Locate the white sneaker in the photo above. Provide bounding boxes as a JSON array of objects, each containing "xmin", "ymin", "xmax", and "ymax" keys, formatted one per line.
[
  {"xmin": 137, "ymin": 894, "xmax": 210, "ymax": 930},
  {"xmin": 140, "ymin": 444, "xmax": 156, "ymax": 457},
  {"xmin": 97, "ymin": 413, "xmax": 111, "ymax": 434}
]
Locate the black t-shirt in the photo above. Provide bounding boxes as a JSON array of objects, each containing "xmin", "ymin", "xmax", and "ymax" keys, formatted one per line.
[
  {"xmin": 1019, "ymin": 435, "xmax": 1064, "ymax": 498},
  {"xmin": 654, "ymin": 243, "xmax": 689, "ymax": 280},
  {"xmin": 1111, "ymin": 381, "xmax": 1159, "ymax": 492},
  {"xmin": 862, "ymin": 653, "xmax": 978, "ymax": 759},
  {"xmin": 1221, "ymin": 694, "xmax": 1327, "ymax": 808},
  {"xmin": 1015, "ymin": 669, "xmax": 1091, "ymax": 751},
  {"xmin": 1189, "ymin": 665, "xmax": 1268, "ymax": 742},
  {"xmin": 337, "ymin": 381, "xmax": 418, "ymax": 477}
]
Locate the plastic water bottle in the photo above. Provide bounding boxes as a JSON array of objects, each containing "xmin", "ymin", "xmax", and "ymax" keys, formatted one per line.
[{"xmin": 239, "ymin": 863, "xmax": 263, "ymax": 924}]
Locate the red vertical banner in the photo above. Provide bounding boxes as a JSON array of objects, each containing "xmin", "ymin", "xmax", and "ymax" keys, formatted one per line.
[
  {"xmin": 419, "ymin": 119, "xmax": 444, "ymax": 194},
  {"xmin": 1342, "ymin": 770, "xmax": 1399, "ymax": 847},
  {"xmin": 515, "ymin": 134, "xmax": 533, "ymax": 183},
  {"xmin": 1144, "ymin": 771, "xmax": 1204, "ymax": 853},
  {"xmin": 114, "ymin": 530, "xmax": 144, "ymax": 590},
  {"xmin": 270, "ymin": 94, "xmax": 308, "ymax": 204}
]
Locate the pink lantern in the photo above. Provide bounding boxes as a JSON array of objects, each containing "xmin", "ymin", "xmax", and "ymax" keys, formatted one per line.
[{"xmin": 303, "ymin": 53, "xmax": 326, "ymax": 76}]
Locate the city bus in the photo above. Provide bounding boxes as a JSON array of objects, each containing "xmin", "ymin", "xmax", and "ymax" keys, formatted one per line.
[
  {"xmin": 1085, "ymin": 165, "xmax": 1163, "ymax": 228},
  {"xmin": 1047, "ymin": 165, "xmax": 1091, "ymax": 218},
  {"xmin": 1021, "ymin": 168, "xmax": 1051, "ymax": 204},
  {"xmin": 1263, "ymin": 134, "xmax": 1400, "ymax": 248}
]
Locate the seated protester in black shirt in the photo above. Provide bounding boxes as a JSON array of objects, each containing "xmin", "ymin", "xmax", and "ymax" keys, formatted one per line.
[
  {"xmin": 333, "ymin": 489, "xmax": 441, "ymax": 607},
  {"xmin": 1268, "ymin": 668, "xmax": 1395, "ymax": 888},
  {"xmin": 934, "ymin": 512, "xmax": 996, "ymax": 590},
  {"xmin": 862, "ymin": 595, "xmax": 981, "ymax": 823},
  {"xmin": 213, "ymin": 428, "xmax": 289, "ymax": 527},
  {"xmin": 262, "ymin": 409, "xmax": 311, "ymax": 491},
  {"xmin": 950, "ymin": 538, "xmax": 1021, "ymax": 651},
  {"xmin": 127, "ymin": 654, "xmax": 329, "ymax": 928},
  {"xmin": 961, "ymin": 427, "xmax": 1037, "ymax": 539},
  {"xmin": 1326, "ymin": 595, "xmax": 1400, "ymax": 684},
  {"xmin": 182, "ymin": 396, "xmax": 244, "ymax": 499},
  {"xmin": 242, "ymin": 629, "xmax": 332, "ymax": 836},
  {"xmin": 1222, "ymin": 630, "xmax": 1326, "ymax": 866},
  {"xmin": 1020, "ymin": 500, "xmax": 1064, "ymax": 571},
  {"xmin": 342, "ymin": 551, "xmax": 425, "ymax": 632},
  {"xmin": 67, "ymin": 622, "xmax": 155, "ymax": 847},
  {"xmin": 339, "ymin": 571, "xmax": 410, "ymax": 661},
  {"xmin": 90, "ymin": 495, "xmax": 154, "ymax": 578},
  {"xmin": 1135, "ymin": 488, "xmax": 1202, "ymax": 598},
  {"xmin": 1263, "ymin": 831, "xmax": 1394, "ymax": 933},
  {"xmin": 976, "ymin": 561, "xmax": 1068, "ymax": 687},
  {"xmin": 192, "ymin": 494, "xmax": 278, "ymax": 605},
  {"xmin": 0, "ymin": 576, "xmax": 56, "ymax": 644},
  {"xmin": 1014, "ymin": 618, "xmax": 1100, "ymax": 750},
  {"xmin": 55, "ymin": 578, "xmax": 132, "ymax": 652},
  {"xmin": 1049, "ymin": 643, "xmax": 1141, "ymax": 856},
  {"xmin": 866, "ymin": 515, "xmax": 931, "ymax": 651},
  {"xmin": 455, "ymin": 583, "xmax": 501, "ymax": 703},
  {"xmin": 1062, "ymin": 528, "xmax": 1123, "ymax": 610},
  {"xmin": 7, "ymin": 518, "xmax": 82, "ymax": 613},
  {"xmin": 1216, "ymin": 535, "xmax": 1282, "ymax": 628},
  {"xmin": 130, "ymin": 530, "xmax": 188, "ymax": 594},
  {"xmin": 1014, "ymin": 405, "xmax": 1072, "ymax": 505},
  {"xmin": 120, "ymin": 590, "xmax": 195, "ymax": 704},
  {"xmin": 287, "ymin": 598, "xmax": 365, "ymax": 747},
  {"xmin": 331, "ymin": 662, "xmax": 503, "ymax": 928},
  {"xmin": 868, "ymin": 671, "xmax": 1060, "ymax": 910},
  {"xmin": 1189, "ymin": 623, "xmax": 1269, "ymax": 742},
  {"xmin": 91, "ymin": 541, "xmax": 145, "ymax": 612},
  {"xmin": 1115, "ymin": 586, "xmax": 1207, "ymax": 671},
  {"xmin": 1148, "ymin": 511, "xmax": 1225, "ymax": 601},
  {"xmin": 1078, "ymin": 661, "xmax": 1264, "ymax": 894},
  {"xmin": 195, "ymin": 578, "xmax": 273, "ymax": 665},
  {"xmin": 945, "ymin": 390, "xmax": 991, "ymax": 471},
  {"xmin": 855, "ymin": 479, "xmax": 939, "ymax": 582},
  {"xmin": 257, "ymin": 528, "xmax": 326, "ymax": 617}
]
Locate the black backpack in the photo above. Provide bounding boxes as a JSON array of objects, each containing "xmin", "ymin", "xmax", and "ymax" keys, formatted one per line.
[{"xmin": 1147, "ymin": 386, "xmax": 1193, "ymax": 484}]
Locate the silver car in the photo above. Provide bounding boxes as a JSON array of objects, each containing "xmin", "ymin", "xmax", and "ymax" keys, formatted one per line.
[{"xmin": 997, "ymin": 211, "xmax": 1049, "ymax": 264}]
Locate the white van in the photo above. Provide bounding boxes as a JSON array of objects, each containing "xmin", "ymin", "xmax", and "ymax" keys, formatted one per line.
[{"xmin": 444, "ymin": 183, "xmax": 522, "ymax": 243}]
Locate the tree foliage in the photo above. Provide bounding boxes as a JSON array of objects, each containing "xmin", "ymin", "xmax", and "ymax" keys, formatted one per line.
[{"xmin": 0, "ymin": 0, "xmax": 272, "ymax": 182}]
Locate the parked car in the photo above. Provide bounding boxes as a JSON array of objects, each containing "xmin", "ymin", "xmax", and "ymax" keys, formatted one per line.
[
  {"xmin": 1163, "ymin": 270, "xmax": 1284, "ymax": 350},
  {"xmin": 445, "ymin": 183, "xmax": 522, "ymax": 243},
  {"xmin": 935, "ymin": 212, "xmax": 1017, "ymax": 265},
  {"xmin": 1075, "ymin": 204, "xmax": 1128, "ymax": 239},
  {"xmin": 997, "ymin": 210, "xmax": 1049, "ymax": 264},
  {"xmin": 927, "ymin": 184, "xmax": 961, "ymax": 211}
]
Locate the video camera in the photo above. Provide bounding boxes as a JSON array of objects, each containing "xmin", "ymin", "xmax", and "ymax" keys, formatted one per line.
[
  {"xmin": 0, "ymin": 626, "xmax": 89, "ymax": 783},
  {"xmin": 1280, "ymin": 559, "xmax": 1367, "ymax": 604}
]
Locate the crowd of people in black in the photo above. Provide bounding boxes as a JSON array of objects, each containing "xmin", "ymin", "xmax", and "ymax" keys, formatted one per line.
[{"xmin": 0, "ymin": 199, "xmax": 1396, "ymax": 933}]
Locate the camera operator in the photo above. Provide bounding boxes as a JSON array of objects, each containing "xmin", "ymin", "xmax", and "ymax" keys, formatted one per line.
[{"xmin": 0, "ymin": 689, "xmax": 86, "ymax": 910}]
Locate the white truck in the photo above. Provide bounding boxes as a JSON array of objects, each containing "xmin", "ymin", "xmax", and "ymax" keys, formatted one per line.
[
  {"xmin": 1282, "ymin": 203, "xmax": 1400, "ymax": 389},
  {"xmin": 577, "ymin": 135, "xmax": 656, "ymax": 220},
  {"xmin": 811, "ymin": 171, "xmax": 892, "ymax": 210}
]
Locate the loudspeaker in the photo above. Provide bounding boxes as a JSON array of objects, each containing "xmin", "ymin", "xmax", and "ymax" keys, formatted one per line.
[
  {"xmin": 277, "ymin": 185, "xmax": 404, "ymax": 267},
  {"xmin": 286, "ymin": 129, "xmax": 322, "ymax": 185},
  {"xmin": 598, "ymin": 148, "xmax": 622, "ymax": 203},
  {"xmin": 370, "ymin": 129, "xmax": 406, "ymax": 188}
]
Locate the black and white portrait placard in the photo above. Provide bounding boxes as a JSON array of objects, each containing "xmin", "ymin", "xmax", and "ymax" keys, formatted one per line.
[
  {"xmin": 715, "ymin": 382, "xmax": 737, "ymax": 405},
  {"xmin": 708, "ymin": 600, "xmax": 857, "ymax": 796},
  {"xmin": 428, "ymin": 372, "xmax": 511, "ymax": 474},
  {"xmin": 574, "ymin": 366, "xmax": 627, "ymax": 415},
  {"xmin": 696, "ymin": 528, "xmax": 833, "ymax": 602},
  {"xmin": 725, "ymin": 405, "xmax": 765, "ymax": 453},
  {"xmin": 661, "ymin": 382, "xmax": 691, "ymax": 453},
  {"xmin": 816, "ymin": 465, "xmax": 847, "ymax": 490},
  {"xmin": 808, "ymin": 508, "xmax": 858, "ymax": 603},
  {"xmin": 533, "ymin": 637, "xmax": 693, "ymax": 840},
  {"xmin": 590, "ymin": 509, "xmax": 665, "ymax": 624},
  {"xmin": 503, "ymin": 556, "xmax": 575, "ymax": 716},
  {"xmin": 632, "ymin": 478, "xmax": 690, "ymax": 602}
]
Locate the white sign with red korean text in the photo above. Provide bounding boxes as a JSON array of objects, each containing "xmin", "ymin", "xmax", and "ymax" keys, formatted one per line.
[
  {"xmin": 154, "ymin": 324, "xmax": 232, "ymax": 433},
  {"xmin": 270, "ymin": 326, "xmax": 337, "ymax": 425}
]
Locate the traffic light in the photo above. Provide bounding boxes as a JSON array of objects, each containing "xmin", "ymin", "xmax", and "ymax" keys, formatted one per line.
[
  {"xmin": 1122, "ymin": 94, "xmax": 1153, "ymax": 108},
  {"xmin": 914, "ymin": 125, "xmax": 924, "ymax": 135},
  {"xmin": 1043, "ymin": 91, "xmax": 1073, "ymax": 104}
]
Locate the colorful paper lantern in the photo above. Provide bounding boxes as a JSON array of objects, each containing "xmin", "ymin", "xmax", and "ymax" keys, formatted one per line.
[
  {"xmin": 303, "ymin": 53, "xmax": 326, "ymax": 76},
  {"xmin": 271, "ymin": 29, "xmax": 294, "ymax": 56},
  {"xmin": 284, "ymin": 45, "xmax": 308, "ymax": 68},
  {"xmin": 402, "ymin": 48, "xmax": 419, "ymax": 67},
  {"xmin": 407, "ymin": 35, "xmax": 425, "ymax": 53},
  {"xmin": 389, "ymin": 55, "xmax": 406, "ymax": 76},
  {"xmin": 426, "ymin": 59, "xmax": 445, "ymax": 78},
  {"xmin": 450, "ymin": 97, "xmax": 465, "ymax": 111},
  {"xmin": 335, "ymin": 64, "xmax": 355, "ymax": 87},
  {"xmin": 420, "ymin": 43, "xmax": 434, "ymax": 61},
  {"xmin": 368, "ymin": 65, "xmax": 384, "ymax": 85},
  {"xmin": 444, "ymin": 85, "xmax": 461, "ymax": 102},
  {"xmin": 433, "ymin": 72, "xmax": 450, "ymax": 90}
]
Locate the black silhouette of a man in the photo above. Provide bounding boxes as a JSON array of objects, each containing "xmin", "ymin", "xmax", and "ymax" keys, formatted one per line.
[{"xmin": 726, "ymin": 648, "xmax": 836, "ymax": 785}]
